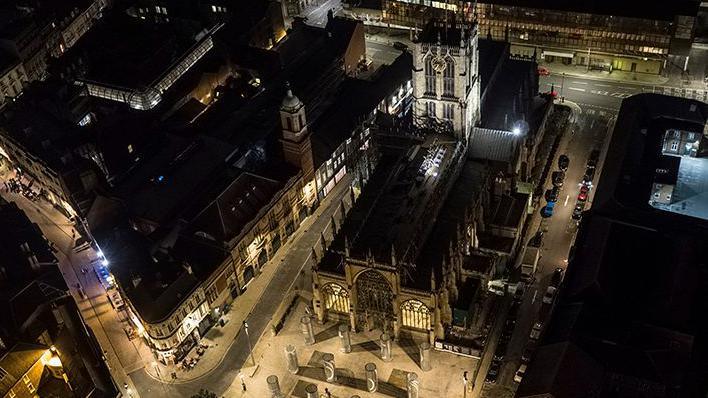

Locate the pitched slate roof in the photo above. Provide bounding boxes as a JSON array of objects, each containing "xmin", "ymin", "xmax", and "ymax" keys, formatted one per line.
[
  {"xmin": 0, "ymin": 343, "xmax": 47, "ymax": 396},
  {"xmin": 468, "ymin": 127, "xmax": 521, "ymax": 163}
]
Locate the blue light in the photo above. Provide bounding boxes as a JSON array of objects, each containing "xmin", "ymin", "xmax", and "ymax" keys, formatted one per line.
[{"xmin": 157, "ymin": 175, "xmax": 165, "ymax": 182}]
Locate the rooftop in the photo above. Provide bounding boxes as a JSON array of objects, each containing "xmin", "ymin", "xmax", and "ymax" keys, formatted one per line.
[
  {"xmin": 412, "ymin": 160, "xmax": 488, "ymax": 290},
  {"xmin": 0, "ymin": 343, "xmax": 47, "ymax": 396},
  {"xmin": 336, "ymin": 135, "xmax": 461, "ymax": 263},
  {"xmin": 67, "ymin": 8, "xmax": 206, "ymax": 89},
  {"xmin": 594, "ymin": 94, "xmax": 708, "ymax": 222}
]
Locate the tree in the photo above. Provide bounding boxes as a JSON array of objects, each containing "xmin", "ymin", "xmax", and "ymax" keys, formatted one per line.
[{"xmin": 191, "ymin": 389, "xmax": 217, "ymax": 398}]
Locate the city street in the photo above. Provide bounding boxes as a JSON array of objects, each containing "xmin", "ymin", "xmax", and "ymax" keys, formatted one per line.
[
  {"xmin": 484, "ymin": 98, "xmax": 617, "ymax": 394},
  {"xmin": 0, "ymin": 170, "xmax": 145, "ymax": 398},
  {"xmin": 129, "ymin": 176, "xmax": 355, "ymax": 397},
  {"xmin": 301, "ymin": 0, "xmax": 342, "ymax": 27}
]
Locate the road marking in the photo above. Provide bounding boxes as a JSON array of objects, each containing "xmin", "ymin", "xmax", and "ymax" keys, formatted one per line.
[
  {"xmin": 596, "ymin": 84, "xmax": 611, "ymax": 87},
  {"xmin": 571, "ymin": 81, "xmax": 588, "ymax": 85},
  {"xmin": 564, "ymin": 194, "xmax": 570, "ymax": 206},
  {"xmin": 599, "ymin": 110, "xmax": 606, "ymax": 116},
  {"xmin": 568, "ymin": 87, "xmax": 586, "ymax": 92},
  {"xmin": 590, "ymin": 90, "xmax": 609, "ymax": 96}
]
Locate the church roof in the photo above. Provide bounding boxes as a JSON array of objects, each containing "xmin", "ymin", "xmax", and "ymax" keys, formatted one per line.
[{"xmin": 468, "ymin": 127, "xmax": 522, "ymax": 163}]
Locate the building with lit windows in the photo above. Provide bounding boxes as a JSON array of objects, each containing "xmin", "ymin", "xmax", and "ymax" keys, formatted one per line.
[
  {"xmin": 0, "ymin": 200, "xmax": 116, "ymax": 397},
  {"xmin": 0, "ymin": 55, "xmax": 27, "ymax": 106},
  {"xmin": 89, "ymin": 17, "xmax": 414, "ymax": 364},
  {"xmin": 53, "ymin": 7, "xmax": 220, "ymax": 110},
  {"xmin": 381, "ymin": 0, "xmax": 700, "ymax": 74}
]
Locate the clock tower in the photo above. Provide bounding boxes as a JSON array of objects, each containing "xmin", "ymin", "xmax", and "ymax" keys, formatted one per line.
[
  {"xmin": 280, "ymin": 83, "xmax": 315, "ymax": 181},
  {"xmin": 412, "ymin": 20, "xmax": 480, "ymax": 144}
]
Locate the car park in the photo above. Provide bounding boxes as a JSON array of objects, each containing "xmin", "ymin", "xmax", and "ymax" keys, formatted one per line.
[
  {"xmin": 514, "ymin": 364, "xmax": 528, "ymax": 383},
  {"xmin": 558, "ymin": 154, "xmax": 570, "ymax": 170},
  {"xmin": 543, "ymin": 286, "xmax": 557, "ymax": 304}
]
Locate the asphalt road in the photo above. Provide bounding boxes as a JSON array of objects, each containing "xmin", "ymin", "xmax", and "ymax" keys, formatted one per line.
[
  {"xmin": 302, "ymin": 0, "xmax": 341, "ymax": 27},
  {"xmin": 490, "ymin": 93, "xmax": 618, "ymax": 392},
  {"xmin": 543, "ymin": 73, "xmax": 708, "ymax": 110}
]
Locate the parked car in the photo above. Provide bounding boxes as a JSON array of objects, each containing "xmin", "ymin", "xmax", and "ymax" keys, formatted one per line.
[
  {"xmin": 572, "ymin": 206, "xmax": 583, "ymax": 220},
  {"xmin": 521, "ymin": 346, "xmax": 534, "ymax": 363},
  {"xmin": 529, "ymin": 322, "xmax": 543, "ymax": 340},
  {"xmin": 486, "ymin": 360, "xmax": 501, "ymax": 383},
  {"xmin": 393, "ymin": 41, "xmax": 408, "ymax": 51},
  {"xmin": 541, "ymin": 203, "xmax": 554, "ymax": 218},
  {"xmin": 578, "ymin": 190, "xmax": 588, "ymax": 202},
  {"xmin": 584, "ymin": 166, "xmax": 596, "ymax": 181},
  {"xmin": 514, "ymin": 282, "xmax": 526, "ymax": 302},
  {"xmin": 514, "ymin": 364, "xmax": 528, "ymax": 383},
  {"xmin": 545, "ymin": 187, "xmax": 560, "ymax": 203},
  {"xmin": 552, "ymin": 171, "xmax": 565, "ymax": 187},
  {"xmin": 529, "ymin": 231, "xmax": 544, "ymax": 247},
  {"xmin": 551, "ymin": 267, "xmax": 564, "ymax": 287},
  {"xmin": 543, "ymin": 286, "xmax": 557, "ymax": 304},
  {"xmin": 589, "ymin": 149, "xmax": 600, "ymax": 162},
  {"xmin": 537, "ymin": 66, "xmax": 550, "ymax": 76},
  {"xmin": 558, "ymin": 154, "xmax": 570, "ymax": 170}
]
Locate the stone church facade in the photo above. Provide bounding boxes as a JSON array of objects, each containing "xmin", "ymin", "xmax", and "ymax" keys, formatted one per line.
[{"xmin": 312, "ymin": 19, "xmax": 484, "ymax": 345}]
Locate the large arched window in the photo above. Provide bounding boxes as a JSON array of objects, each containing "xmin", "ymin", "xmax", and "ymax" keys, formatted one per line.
[
  {"xmin": 443, "ymin": 56, "xmax": 455, "ymax": 96},
  {"xmin": 400, "ymin": 299, "xmax": 431, "ymax": 330},
  {"xmin": 424, "ymin": 55, "xmax": 436, "ymax": 95},
  {"xmin": 322, "ymin": 283, "xmax": 350, "ymax": 314}
]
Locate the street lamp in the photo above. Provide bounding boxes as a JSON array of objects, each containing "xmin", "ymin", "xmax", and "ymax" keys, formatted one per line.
[{"xmin": 243, "ymin": 320, "xmax": 256, "ymax": 367}]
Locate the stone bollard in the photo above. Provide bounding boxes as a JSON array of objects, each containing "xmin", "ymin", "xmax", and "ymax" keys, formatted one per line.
[
  {"xmin": 322, "ymin": 353, "xmax": 336, "ymax": 382},
  {"xmin": 285, "ymin": 344, "xmax": 299, "ymax": 374},
  {"xmin": 301, "ymin": 316, "xmax": 315, "ymax": 345},
  {"xmin": 338, "ymin": 324, "xmax": 352, "ymax": 353},
  {"xmin": 266, "ymin": 375, "xmax": 283, "ymax": 398},
  {"xmin": 407, "ymin": 372, "xmax": 419, "ymax": 398},
  {"xmin": 380, "ymin": 333, "xmax": 392, "ymax": 362},
  {"xmin": 305, "ymin": 383, "xmax": 318, "ymax": 398},
  {"xmin": 419, "ymin": 342, "xmax": 432, "ymax": 371},
  {"xmin": 365, "ymin": 363, "xmax": 378, "ymax": 393}
]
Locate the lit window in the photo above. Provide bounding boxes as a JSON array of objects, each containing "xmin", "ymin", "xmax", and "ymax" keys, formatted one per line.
[
  {"xmin": 212, "ymin": 5, "xmax": 217, "ymax": 12},
  {"xmin": 9, "ymin": 390, "xmax": 16, "ymax": 398},
  {"xmin": 127, "ymin": 144, "xmax": 134, "ymax": 153},
  {"xmin": 23, "ymin": 374, "xmax": 34, "ymax": 393}
]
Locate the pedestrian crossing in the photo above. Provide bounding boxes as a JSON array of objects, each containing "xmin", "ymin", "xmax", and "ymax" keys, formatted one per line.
[{"xmin": 651, "ymin": 86, "xmax": 708, "ymax": 102}]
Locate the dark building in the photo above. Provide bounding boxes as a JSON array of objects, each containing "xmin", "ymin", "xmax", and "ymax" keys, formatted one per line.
[
  {"xmin": 0, "ymin": 199, "xmax": 117, "ymax": 398},
  {"xmin": 516, "ymin": 94, "xmax": 708, "ymax": 398}
]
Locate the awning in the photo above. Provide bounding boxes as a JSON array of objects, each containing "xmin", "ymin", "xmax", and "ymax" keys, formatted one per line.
[{"xmin": 542, "ymin": 51, "xmax": 575, "ymax": 59}]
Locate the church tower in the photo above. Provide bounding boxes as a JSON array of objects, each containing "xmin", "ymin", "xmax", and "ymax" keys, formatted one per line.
[
  {"xmin": 412, "ymin": 20, "xmax": 480, "ymax": 144},
  {"xmin": 280, "ymin": 83, "xmax": 315, "ymax": 181}
]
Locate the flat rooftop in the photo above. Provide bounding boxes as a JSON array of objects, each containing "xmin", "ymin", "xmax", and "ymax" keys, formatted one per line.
[
  {"xmin": 68, "ymin": 9, "xmax": 204, "ymax": 89},
  {"xmin": 595, "ymin": 94, "xmax": 708, "ymax": 223}
]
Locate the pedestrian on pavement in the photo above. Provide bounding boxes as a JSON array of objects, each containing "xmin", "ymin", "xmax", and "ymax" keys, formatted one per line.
[
  {"xmin": 324, "ymin": 388, "xmax": 332, "ymax": 398},
  {"xmin": 241, "ymin": 380, "xmax": 247, "ymax": 392}
]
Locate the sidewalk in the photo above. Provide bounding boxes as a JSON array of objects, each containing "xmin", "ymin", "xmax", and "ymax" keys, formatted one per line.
[
  {"xmin": 0, "ymin": 169, "xmax": 143, "ymax": 398},
  {"xmin": 143, "ymin": 175, "xmax": 355, "ymax": 384}
]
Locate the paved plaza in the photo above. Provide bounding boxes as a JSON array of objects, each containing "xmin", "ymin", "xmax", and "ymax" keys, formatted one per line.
[{"xmin": 223, "ymin": 301, "xmax": 479, "ymax": 398}]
